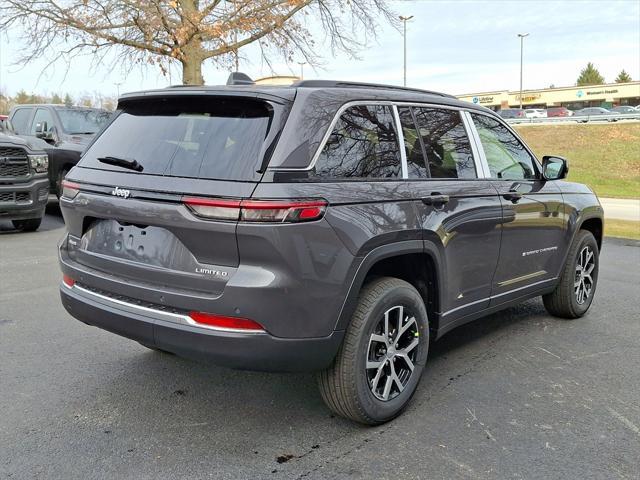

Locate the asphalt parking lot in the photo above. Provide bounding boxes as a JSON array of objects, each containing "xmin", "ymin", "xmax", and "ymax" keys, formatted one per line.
[{"xmin": 1, "ymin": 204, "xmax": 639, "ymax": 480}]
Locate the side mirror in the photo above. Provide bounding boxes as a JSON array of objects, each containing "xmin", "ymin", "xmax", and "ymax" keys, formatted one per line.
[
  {"xmin": 542, "ymin": 155, "xmax": 568, "ymax": 180},
  {"xmin": 36, "ymin": 122, "xmax": 57, "ymax": 143},
  {"xmin": 35, "ymin": 121, "xmax": 48, "ymax": 138}
]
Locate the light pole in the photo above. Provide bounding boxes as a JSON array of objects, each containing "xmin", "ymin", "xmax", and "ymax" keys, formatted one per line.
[
  {"xmin": 399, "ymin": 15, "xmax": 414, "ymax": 87},
  {"xmin": 233, "ymin": 30, "xmax": 239, "ymax": 71},
  {"xmin": 517, "ymin": 33, "xmax": 529, "ymax": 109},
  {"xmin": 114, "ymin": 82, "xmax": 122, "ymax": 98},
  {"xmin": 297, "ymin": 61, "xmax": 306, "ymax": 80}
]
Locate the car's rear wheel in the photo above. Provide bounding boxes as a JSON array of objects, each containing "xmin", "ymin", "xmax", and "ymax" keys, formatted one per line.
[
  {"xmin": 543, "ymin": 230, "xmax": 599, "ymax": 318},
  {"xmin": 318, "ymin": 277, "xmax": 429, "ymax": 425},
  {"xmin": 12, "ymin": 217, "xmax": 42, "ymax": 232}
]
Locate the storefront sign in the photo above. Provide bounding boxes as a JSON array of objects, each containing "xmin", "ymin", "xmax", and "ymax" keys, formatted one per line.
[
  {"xmin": 472, "ymin": 96, "xmax": 495, "ymax": 104},
  {"xmin": 585, "ymin": 89, "xmax": 619, "ymax": 96}
]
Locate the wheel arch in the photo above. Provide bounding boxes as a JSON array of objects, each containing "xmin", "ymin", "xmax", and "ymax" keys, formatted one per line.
[
  {"xmin": 580, "ymin": 216, "xmax": 603, "ymax": 250},
  {"xmin": 334, "ymin": 240, "xmax": 444, "ymax": 337}
]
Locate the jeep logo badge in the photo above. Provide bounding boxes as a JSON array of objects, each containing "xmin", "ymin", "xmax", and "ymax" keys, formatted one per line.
[{"xmin": 111, "ymin": 186, "xmax": 130, "ymax": 199}]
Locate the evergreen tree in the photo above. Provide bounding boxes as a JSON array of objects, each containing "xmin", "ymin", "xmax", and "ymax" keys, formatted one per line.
[
  {"xmin": 576, "ymin": 63, "xmax": 605, "ymax": 86},
  {"xmin": 63, "ymin": 93, "xmax": 73, "ymax": 107},
  {"xmin": 14, "ymin": 89, "xmax": 30, "ymax": 104},
  {"xmin": 51, "ymin": 93, "xmax": 63, "ymax": 104},
  {"xmin": 614, "ymin": 70, "xmax": 632, "ymax": 83}
]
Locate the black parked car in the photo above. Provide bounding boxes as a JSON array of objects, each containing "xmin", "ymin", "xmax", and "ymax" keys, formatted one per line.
[
  {"xmin": 58, "ymin": 76, "xmax": 603, "ymax": 424},
  {"xmin": 8, "ymin": 105, "xmax": 112, "ymax": 197},
  {"xmin": 0, "ymin": 132, "xmax": 49, "ymax": 231}
]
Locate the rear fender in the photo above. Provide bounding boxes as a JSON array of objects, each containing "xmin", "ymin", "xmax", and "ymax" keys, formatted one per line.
[{"xmin": 334, "ymin": 240, "xmax": 445, "ymax": 332}]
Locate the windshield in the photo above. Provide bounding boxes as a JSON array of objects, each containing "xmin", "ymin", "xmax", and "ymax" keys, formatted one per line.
[
  {"xmin": 78, "ymin": 96, "xmax": 272, "ymax": 181},
  {"xmin": 55, "ymin": 108, "xmax": 112, "ymax": 134}
]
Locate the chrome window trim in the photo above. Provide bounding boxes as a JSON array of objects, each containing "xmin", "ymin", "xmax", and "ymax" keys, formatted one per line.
[
  {"xmin": 461, "ymin": 110, "xmax": 491, "ymax": 178},
  {"xmin": 267, "ymin": 99, "xmax": 538, "ymax": 177},
  {"xmin": 269, "ymin": 100, "xmax": 468, "ymax": 173},
  {"xmin": 392, "ymin": 104, "xmax": 409, "ymax": 179},
  {"xmin": 272, "ymin": 100, "xmax": 395, "ymax": 172}
]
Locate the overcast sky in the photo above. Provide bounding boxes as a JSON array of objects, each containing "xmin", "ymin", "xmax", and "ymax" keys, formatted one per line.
[{"xmin": 0, "ymin": 0, "xmax": 638, "ymax": 99}]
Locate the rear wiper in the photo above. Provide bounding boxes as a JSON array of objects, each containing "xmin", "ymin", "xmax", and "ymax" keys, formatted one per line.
[{"xmin": 97, "ymin": 156, "xmax": 144, "ymax": 172}]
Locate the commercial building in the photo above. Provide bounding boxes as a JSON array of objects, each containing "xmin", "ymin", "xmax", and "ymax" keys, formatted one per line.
[
  {"xmin": 254, "ymin": 75, "xmax": 300, "ymax": 85},
  {"xmin": 457, "ymin": 81, "xmax": 640, "ymax": 110}
]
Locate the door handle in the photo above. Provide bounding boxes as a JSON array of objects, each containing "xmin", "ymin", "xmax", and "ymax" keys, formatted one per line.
[
  {"xmin": 422, "ymin": 194, "xmax": 450, "ymax": 206},
  {"xmin": 503, "ymin": 192, "xmax": 523, "ymax": 203}
]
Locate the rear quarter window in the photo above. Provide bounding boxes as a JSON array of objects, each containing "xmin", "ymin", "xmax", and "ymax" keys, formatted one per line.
[
  {"xmin": 78, "ymin": 97, "xmax": 272, "ymax": 181},
  {"xmin": 312, "ymin": 104, "xmax": 402, "ymax": 179}
]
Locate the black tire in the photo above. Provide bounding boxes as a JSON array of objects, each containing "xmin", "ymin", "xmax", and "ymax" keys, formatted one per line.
[
  {"xmin": 543, "ymin": 230, "xmax": 599, "ymax": 318},
  {"xmin": 318, "ymin": 277, "xmax": 429, "ymax": 425},
  {"xmin": 12, "ymin": 217, "xmax": 42, "ymax": 232},
  {"xmin": 55, "ymin": 168, "xmax": 69, "ymax": 198}
]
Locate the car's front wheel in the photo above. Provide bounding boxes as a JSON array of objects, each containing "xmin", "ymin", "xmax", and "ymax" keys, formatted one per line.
[
  {"xmin": 318, "ymin": 277, "xmax": 429, "ymax": 425},
  {"xmin": 543, "ymin": 230, "xmax": 599, "ymax": 318}
]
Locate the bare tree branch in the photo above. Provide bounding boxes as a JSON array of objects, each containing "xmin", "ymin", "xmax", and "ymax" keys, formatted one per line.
[{"xmin": 0, "ymin": 0, "xmax": 397, "ymax": 85}]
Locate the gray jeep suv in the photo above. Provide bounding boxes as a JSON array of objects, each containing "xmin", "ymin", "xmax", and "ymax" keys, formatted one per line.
[{"xmin": 58, "ymin": 77, "xmax": 603, "ymax": 424}]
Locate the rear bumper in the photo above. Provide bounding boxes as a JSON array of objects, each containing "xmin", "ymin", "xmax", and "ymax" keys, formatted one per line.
[
  {"xmin": 0, "ymin": 176, "xmax": 48, "ymax": 221},
  {"xmin": 60, "ymin": 284, "xmax": 344, "ymax": 372}
]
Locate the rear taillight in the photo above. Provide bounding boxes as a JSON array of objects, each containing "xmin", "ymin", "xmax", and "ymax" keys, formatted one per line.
[
  {"xmin": 183, "ymin": 197, "xmax": 241, "ymax": 221},
  {"xmin": 62, "ymin": 274, "xmax": 75, "ymax": 288},
  {"xmin": 183, "ymin": 197, "xmax": 328, "ymax": 223},
  {"xmin": 188, "ymin": 312, "xmax": 265, "ymax": 332},
  {"xmin": 61, "ymin": 180, "xmax": 81, "ymax": 199}
]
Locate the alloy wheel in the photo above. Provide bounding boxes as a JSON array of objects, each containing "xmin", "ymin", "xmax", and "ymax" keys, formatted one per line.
[
  {"xmin": 574, "ymin": 245, "xmax": 595, "ymax": 305},
  {"xmin": 366, "ymin": 305, "xmax": 419, "ymax": 401}
]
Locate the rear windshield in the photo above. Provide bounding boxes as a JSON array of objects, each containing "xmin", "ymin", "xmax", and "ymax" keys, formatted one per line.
[{"xmin": 79, "ymin": 96, "xmax": 271, "ymax": 181}]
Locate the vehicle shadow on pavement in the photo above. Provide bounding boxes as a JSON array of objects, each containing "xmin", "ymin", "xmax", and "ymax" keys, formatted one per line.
[
  {"xmin": 60, "ymin": 300, "xmax": 548, "ymax": 467},
  {"xmin": 429, "ymin": 299, "xmax": 545, "ymax": 361}
]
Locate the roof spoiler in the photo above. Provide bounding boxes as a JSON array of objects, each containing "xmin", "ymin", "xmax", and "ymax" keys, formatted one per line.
[{"xmin": 227, "ymin": 72, "xmax": 255, "ymax": 86}]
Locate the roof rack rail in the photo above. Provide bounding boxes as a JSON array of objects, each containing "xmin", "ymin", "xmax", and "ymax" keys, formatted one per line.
[{"xmin": 291, "ymin": 80, "xmax": 456, "ymax": 99}]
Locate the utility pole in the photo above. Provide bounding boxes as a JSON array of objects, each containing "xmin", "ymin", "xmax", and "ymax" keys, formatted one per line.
[
  {"xmin": 399, "ymin": 15, "xmax": 414, "ymax": 87},
  {"xmin": 297, "ymin": 61, "xmax": 306, "ymax": 80},
  {"xmin": 517, "ymin": 33, "xmax": 529, "ymax": 109}
]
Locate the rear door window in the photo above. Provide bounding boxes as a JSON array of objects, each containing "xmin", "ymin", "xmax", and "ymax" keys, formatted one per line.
[
  {"xmin": 313, "ymin": 105, "xmax": 401, "ymax": 179},
  {"xmin": 413, "ymin": 107, "xmax": 476, "ymax": 179},
  {"xmin": 79, "ymin": 97, "xmax": 272, "ymax": 181}
]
